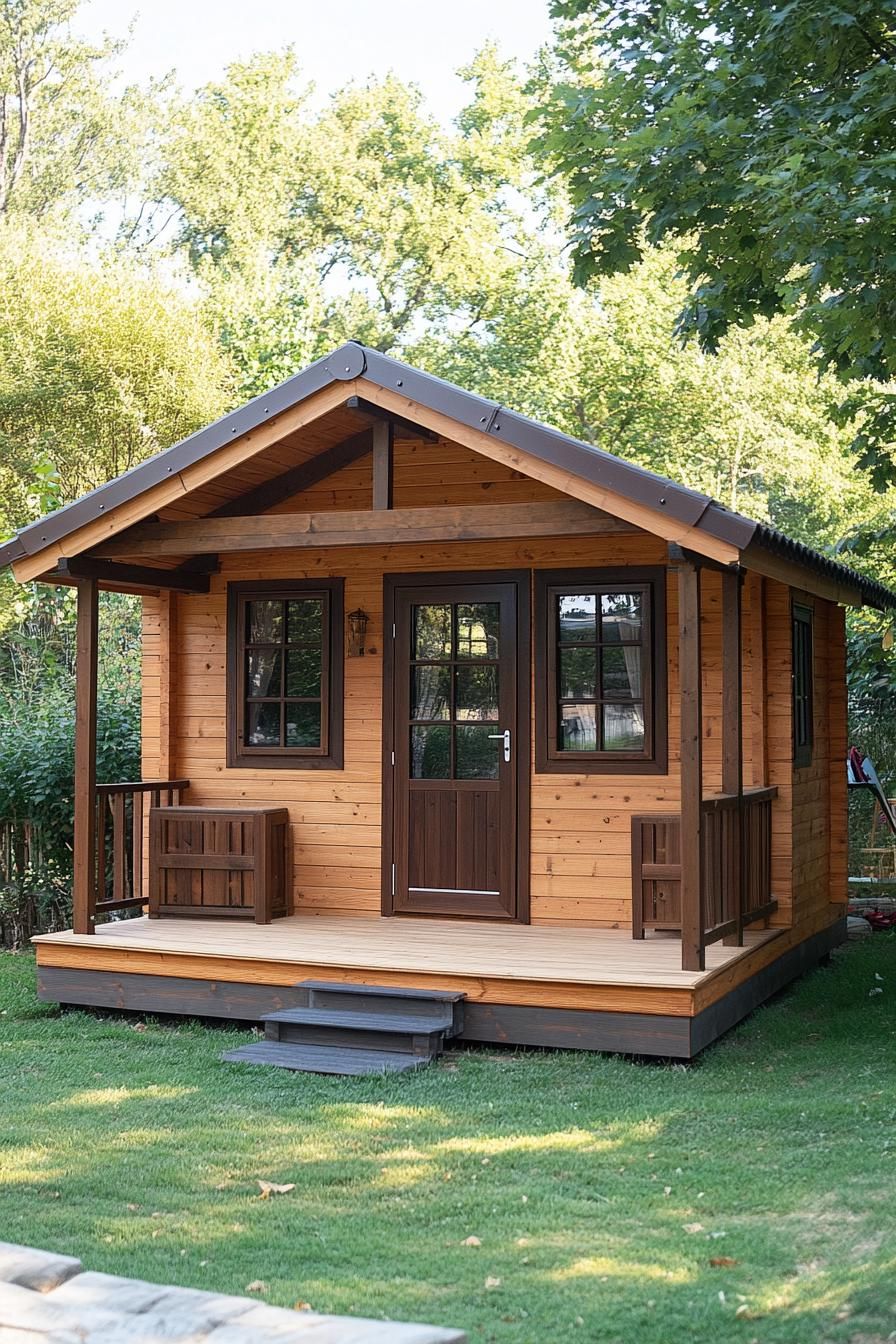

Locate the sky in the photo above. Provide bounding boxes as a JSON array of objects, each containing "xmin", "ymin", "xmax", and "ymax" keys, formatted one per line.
[{"xmin": 81, "ymin": 0, "xmax": 556, "ymax": 124}]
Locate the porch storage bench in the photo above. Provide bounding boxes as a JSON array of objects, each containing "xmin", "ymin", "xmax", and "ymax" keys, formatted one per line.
[{"xmin": 148, "ymin": 806, "xmax": 290, "ymax": 923}]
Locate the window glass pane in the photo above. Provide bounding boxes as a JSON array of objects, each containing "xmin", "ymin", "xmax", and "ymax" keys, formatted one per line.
[
  {"xmin": 410, "ymin": 724, "xmax": 451, "ymax": 778},
  {"xmin": 558, "ymin": 595, "xmax": 596, "ymax": 643},
  {"xmin": 247, "ymin": 600, "xmax": 283, "ymax": 644},
  {"xmin": 287, "ymin": 599, "xmax": 322, "ymax": 646},
  {"xmin": 455, "ymin": 725, "xmax": 499, "ymax": 779},
  {"xmin": 411, "ymin": 665, "xmax": 450, "ymax": 721},
  {"xmin": 601, "ymin": 592, "xmax": 642, "ymax": 643},
  {"xmin": 602, "ymin": 645, "xmax": 642, "ymax": 699},
  {"xmin": 246, "ymin": 702, "xmax": 280, "ymax": 746},
  {"xmin": 286, "ymin": 647, "xmax": 321, "ymax": 698},
  {"xmin": 559, "ymin": 703, "xmax": 598, "ymax": 752},
  {"xmin": 413, "ymin": 605, "xmax": 452, "ymax": 660},
  {"xmin": 285, "ymin": 702, "xmax": 321, "ymax": 748},
  {"xmin": 602, "ymin": 702, "xmax": 645, "ymax": 751},
  {"xmin": 559, "ymin": 647, "xmax": 596, "ymax": 699},
  {"xmin": 456, "ymin": 603, "xmax": 499, "ymax": 659},
  {"xmin": 455, "ymin": 665, "xmax": 498, "ymax": 722},
  {"xmin": 246, "ymin": 649, "xmax": 282, "ymax": 697}
]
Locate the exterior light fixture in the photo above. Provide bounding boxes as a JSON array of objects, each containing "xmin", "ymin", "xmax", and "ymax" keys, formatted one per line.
[{"xmin": 347, "ymin": 608, "xmax": 370, "ymax": 658}]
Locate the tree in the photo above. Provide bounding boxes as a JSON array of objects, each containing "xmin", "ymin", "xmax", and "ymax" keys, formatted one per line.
[
  {"xmin": 538, "ymin": 1, "xmax": 896, "ymax": 483},
  {"xmin": 0, "ymin": 221, "xmax": 234, "ymax": 535},
  {"xmin": 0, "ymin": 0, "xmax": 155, "ymax": 222}
]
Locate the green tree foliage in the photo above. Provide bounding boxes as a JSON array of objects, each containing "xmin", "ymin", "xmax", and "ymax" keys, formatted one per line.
[
  {"xmin": 0, "ymin": 0, "xmax": 156, "ymax": 222},
  {"xmin": 538, "ymin": 1, "xmax": 896, "ymax": 483},
  {"xmin": 0, "ymin": 221, "xmax": 234, "ymax": 535}
]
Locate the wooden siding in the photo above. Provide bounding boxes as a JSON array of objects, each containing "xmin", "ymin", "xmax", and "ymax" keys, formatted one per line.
[{"xmin": 139, "ymin": 434, "xmax": 841, "ymax": 934}]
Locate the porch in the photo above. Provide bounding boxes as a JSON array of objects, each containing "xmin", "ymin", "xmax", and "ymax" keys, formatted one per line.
[{"xmin": 32, "ymin": 910, "xmax": 844, "ymax": 1059}]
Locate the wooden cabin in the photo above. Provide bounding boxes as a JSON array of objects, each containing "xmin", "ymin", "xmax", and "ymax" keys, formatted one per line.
[{"xmin": 4, "ymin": 342, "xmax": 892, "ymax": 1059}]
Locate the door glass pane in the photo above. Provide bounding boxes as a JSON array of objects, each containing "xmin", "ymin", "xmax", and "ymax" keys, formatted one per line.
[
  {"xmin": 286, "ymin": 647, "xmax": 321, "ymax": 697},
  {"xmin": 287, "ymin": 598, "xmax": 322, "ymax": 645},
  {"xmin": 602, "ymin": 702, "xmax": 645, "ymax": 751},
  {"xmin": 246, "ymin": 649, "xmax": 282, "ymax": 697},
  {"xmin": 456, "ymin": 603, "xmax": 499, "ymax": 659},
  {"xmin": 455, "ymin": 725, "xmax": 499, "ymax": 779},
  {"xmin": 602, "ymin": 646, "xmax": 641, "ymax": 699},
  {"xmin": 413, "ymin": 605, "xmax": 452, "ymax": 660},
  {"xmin": 247, "ymin": 702, "xmax": 281, "ymax": 746},
  {"xmin": 557, "ymin": 595, "xmax": 596, "ymax": 643},
  {"xmin": 455, "ymin": 665, "xmax": 498, "ymax": 722},
  {"xmin": 410, "ymin": 724, "xmax": 451, "ymax": 778},
  {"xmin": 285, "ymin": 702, "xmax": 321, "ymax": 747},
  {"xmin": 601, "ymin": 592, "xmax": 642, "ymax": 642},
  {"xmin": 559, "ymin": 702, "xmax": 598, "ymax": 752},
  {"xmin": 247, "ymin": 600, "xmax": 283, "ymax": 644},
  {"xmin": 559, "ymin": 647, "xmax": 596, "ymax": 699},
  {"xmin": 411, "ymin": 665, "xmax": 450, "ymax": 721}
]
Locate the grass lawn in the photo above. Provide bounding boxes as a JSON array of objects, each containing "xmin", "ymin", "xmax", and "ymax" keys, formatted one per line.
[{"xmin": 1, "ymin": 941, "xmax": 894, "ymax": 1343}]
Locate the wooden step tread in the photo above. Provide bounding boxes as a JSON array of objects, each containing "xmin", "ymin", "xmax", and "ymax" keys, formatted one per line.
[
  {"xmin": 297, "ymin": 979, "xmax": 466, "ymax": 1003},
  {"xmin": 222, "ymin": 1040, "xmax": 434, "ymax": 1075},
  {"xmin": 263, "ymin": 1006, "xmax": 455, "ymax": 1035}
]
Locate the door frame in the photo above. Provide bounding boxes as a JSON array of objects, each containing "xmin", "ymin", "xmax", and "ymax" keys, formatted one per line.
[{"xmin": 381, "ymin": 568, "xmax": 531, "ymax": 922}]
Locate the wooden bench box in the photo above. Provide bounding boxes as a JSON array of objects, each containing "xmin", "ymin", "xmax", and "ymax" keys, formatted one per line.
[{"xmin": 148, "ymin": 807, "xmax": 290, "ymax": 923}]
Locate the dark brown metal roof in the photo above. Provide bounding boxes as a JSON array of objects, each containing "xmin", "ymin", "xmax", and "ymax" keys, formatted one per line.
[{"xmin": 2, "ymin": 340, "xmax": 894, "ymax": 608}]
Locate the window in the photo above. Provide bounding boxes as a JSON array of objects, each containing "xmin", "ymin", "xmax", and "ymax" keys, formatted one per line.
[
  {"xmin": 792, "ymin": 602, "xmax": 814, "ymax": 768},
  {"xmin": 535, "ymin": 568, "xmax": 667, "ymax": 774},
  {"xmin": 226, "ymin": 580, "xmax": 343, "ymax": 769}
]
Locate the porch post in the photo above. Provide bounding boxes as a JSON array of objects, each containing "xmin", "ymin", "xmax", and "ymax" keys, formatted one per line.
[
  {"xmin": 73, "ymin": 577, "xmax": 98, "ymax": 935},
  {"xmin": 678, "ymin": 558, "xmax": 704, "ymax": 972},
  {"xmin": 721, "ymin": 567, "xmax": 744, "ymax": 946}
]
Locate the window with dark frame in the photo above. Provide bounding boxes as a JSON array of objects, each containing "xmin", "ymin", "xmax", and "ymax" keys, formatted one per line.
[
  {"xmin": 226, "ymin": 580, "xmax": 344, "ymax": 770},
  {"xmin": 535, "ymin": 568, "xmax": 667, "ymax": 774},
  {"xmin": 792, "ymin": 602, "xmax": 814, "ymax": 768}
]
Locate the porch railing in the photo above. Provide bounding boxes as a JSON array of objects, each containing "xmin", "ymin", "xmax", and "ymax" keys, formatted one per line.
[
  {"xmin": 632, "ymin": 785, "xmax": 778, "ymax": 948},
  {"xmin": 92, "ymin": 780, "xmax": 189, "ymax": 924},
  {"xmin": 701, "ymin": 785, "xmax": 778, "ymax": 946}
]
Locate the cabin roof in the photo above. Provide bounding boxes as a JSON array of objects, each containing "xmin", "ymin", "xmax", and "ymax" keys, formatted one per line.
[{"xmin": 1, "ymin": 340, "xmax": 894, "ymax": 608}]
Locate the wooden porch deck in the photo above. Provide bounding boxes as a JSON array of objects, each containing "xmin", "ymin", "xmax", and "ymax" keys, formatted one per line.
[{"xmin": 34, "ymin": 914, "xmax": 782, "ymax": 1013}]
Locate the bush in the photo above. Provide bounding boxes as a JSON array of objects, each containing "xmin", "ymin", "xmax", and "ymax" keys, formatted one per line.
[{"xmin": 0, "ymin": 587, "xmax": 141, "ymax": 944}]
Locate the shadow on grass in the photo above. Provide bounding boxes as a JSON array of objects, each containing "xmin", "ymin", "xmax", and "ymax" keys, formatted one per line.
[{"xmin": 0, "ymin": 939, "xmax": 894, "ymax": 1343}]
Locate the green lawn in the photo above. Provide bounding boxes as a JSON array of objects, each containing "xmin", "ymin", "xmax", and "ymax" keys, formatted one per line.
[{"xmin": 1, "ymin": 942, "xmax": 894, "ymax": 1343}]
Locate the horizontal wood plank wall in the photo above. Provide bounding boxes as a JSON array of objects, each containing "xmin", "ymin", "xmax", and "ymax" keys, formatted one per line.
[
  {"xmin": 763, "ymin": 578, "xmax": 794, "ymax": 924},
  {"xmin": 790, "ymin": 596, "xmax": 839, "ymax": 929},
  {"xmin": 827, "ymin": 604, "xmax": 848, "ymax": 915},
  {"xmin": 140, "ymin": 435, "xmax": 766, "ymax": 929}
]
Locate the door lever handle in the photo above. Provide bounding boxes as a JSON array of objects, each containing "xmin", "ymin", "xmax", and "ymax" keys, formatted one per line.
[{"xmin": 487, "ymin": 728, "xmax": 511, "ymax": 763}]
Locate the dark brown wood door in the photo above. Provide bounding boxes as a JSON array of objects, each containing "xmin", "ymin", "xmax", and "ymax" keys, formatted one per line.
[{"xmin": 387, "ymin": 577, "xmax": 526, "ymax": 920}]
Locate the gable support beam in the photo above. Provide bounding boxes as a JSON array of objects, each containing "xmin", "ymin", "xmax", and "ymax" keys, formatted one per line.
[
  {"xmin": 211, "ymin": 429, "xmax": 373, "ymax": 518},
  {"xmin": 94, "ymin": 501, "xmax": 636, "ymax": 559},
  {"xmin": 344, "ymin": 394, "xmax": 439, "ymax": 442},
  {"xmin": 372, "ymin": 420, "xmax": 393, "ymax": 510},
  {"xmin": 54, "ymin": 556, "xmax": 215, "ymax": 594}
]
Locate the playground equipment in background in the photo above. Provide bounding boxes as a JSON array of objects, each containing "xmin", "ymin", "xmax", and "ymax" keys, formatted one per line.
[{"xmin": 848, "ymin": 748, "xmax": 896, "ymax": 880}]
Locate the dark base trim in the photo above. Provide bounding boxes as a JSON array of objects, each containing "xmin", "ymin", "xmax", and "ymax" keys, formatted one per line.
[{"xmin": 36, "ymin": 918, "xmax": 846, "ymax": 1059}]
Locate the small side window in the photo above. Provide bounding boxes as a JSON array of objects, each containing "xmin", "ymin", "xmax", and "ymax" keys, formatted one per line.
[{"xmin": 792, "ymin": 603, "xmax": 814, "ymax": 768}]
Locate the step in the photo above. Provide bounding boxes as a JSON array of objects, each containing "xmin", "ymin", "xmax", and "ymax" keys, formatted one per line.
[
  {"xmin": 263, "ymin": 1006, "xmax": 455, "ymax": 1036},
  {"xmin": 222, "ymin": 1040, "xmax": 434, "ymax": 1075},
  {"xmin": 294, "ymin": 981, "xmax": 465, "ymax": 1034}
]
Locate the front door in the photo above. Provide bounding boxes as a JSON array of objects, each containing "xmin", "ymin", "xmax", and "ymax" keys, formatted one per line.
[{"xmin": 384, "ymin": 573, "xmax": 529, "ymax": 921}]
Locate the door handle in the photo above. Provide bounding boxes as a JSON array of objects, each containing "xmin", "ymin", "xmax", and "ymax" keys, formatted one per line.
[{"xmin": 487, "ymin": 729, "xmax": 511, "ymax": 763}]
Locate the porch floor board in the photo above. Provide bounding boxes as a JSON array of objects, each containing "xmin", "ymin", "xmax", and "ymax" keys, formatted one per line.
[{"xmin": 33, "ymin": 915, "xmax": 780, "ymax": 991}]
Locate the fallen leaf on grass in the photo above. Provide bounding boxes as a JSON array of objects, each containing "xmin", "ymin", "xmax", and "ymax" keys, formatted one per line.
[
  {"xmin": 735, "ymin": 1304, "xmax": 763, "ymax": 1320},
  {"xmin": 294, "ymin": 1301, "xmax": 313, "ymax": 1312},
  {"xmin": 257, "ymin": 1180, "xmax": 295, "ymax": 1199},
  {"xmin": 682, "ymin": 1223, "xmax": 704, "ymax": 1234},
  {"xmin": 462, "ymin": 1236, "xmax": 481, "ymax": 1247},
  {"xmin": 485, "ymin": 1276, "xmax": 502, "ymax": 1290},
  {"xmin": 246, "ymin": 1280, "xmax": 269, "ymax": 1294},
  {"xmin": 710, "ymin": 1257, "xmax": 739, "ymax": 1268}
]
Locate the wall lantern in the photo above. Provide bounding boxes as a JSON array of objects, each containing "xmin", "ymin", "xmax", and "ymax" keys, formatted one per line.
[{"xmin": 347, "ymin": 608, "xmax": 370, "ymax": 658}]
